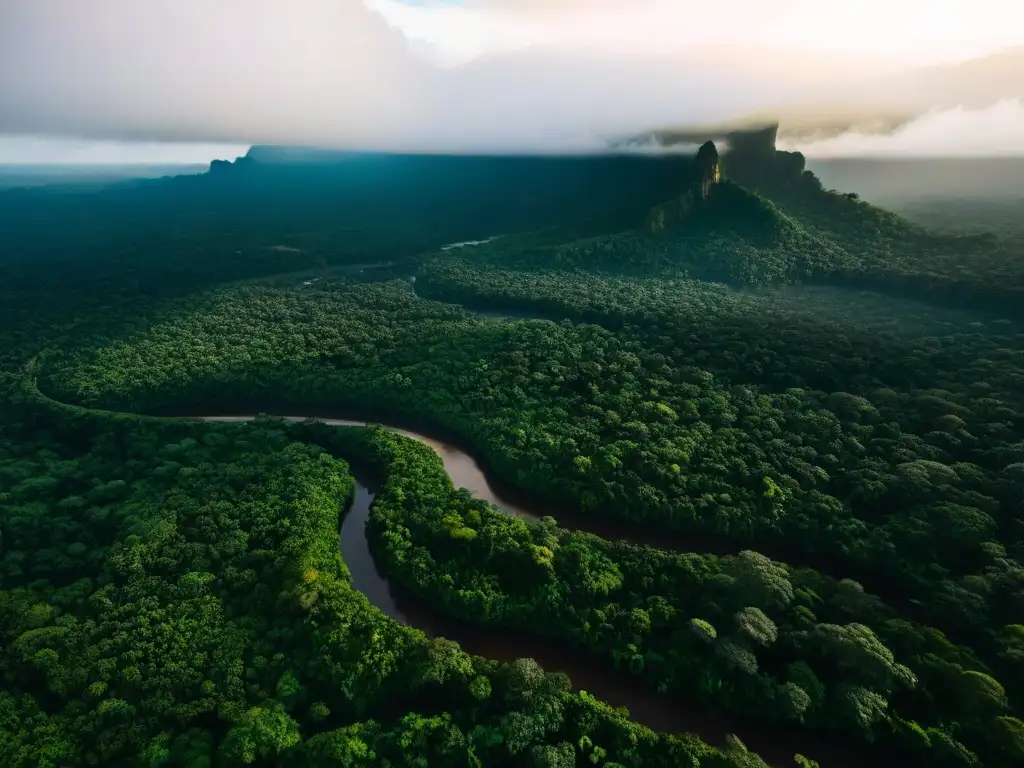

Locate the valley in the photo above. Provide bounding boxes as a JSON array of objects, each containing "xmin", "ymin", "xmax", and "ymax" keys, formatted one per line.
[{"xmin": 1, "ymin": 136, "xmax": 1023, "ymax": 767}]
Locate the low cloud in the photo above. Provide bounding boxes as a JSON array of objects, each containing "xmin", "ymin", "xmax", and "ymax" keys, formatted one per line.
[
  {"xmin": 0, "ymin": 0, "xmax": 428, "ymax": 147},
  {"xmin": 782, "ymin": 100, "xmax": 1024, "ymax": 157},
  {"xmin": 0, "ymin": 0, "xmax": 1021, "ymax": 156}
]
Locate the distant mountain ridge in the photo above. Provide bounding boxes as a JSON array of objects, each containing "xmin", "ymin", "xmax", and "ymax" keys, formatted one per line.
[
  {"xmin": 2, "ymin": 126, "xmax": 1019, "ymax": 317},
  {"xmin": 0, "ymin": 163, "xmax": 208, "ymax": 191},
  {"xmin": 643, "ymin": 126, "xmax": 820, "ymax": 238}
]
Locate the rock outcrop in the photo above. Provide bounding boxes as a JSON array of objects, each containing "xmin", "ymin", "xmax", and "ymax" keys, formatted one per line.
[
  {"xmin": 721, "ymin": 124, "xmax": 811, "ymax": 191},
  {"xmin": 208, "ymin": 155, "xmax": 254, "ymax": 175},
  {"xmin": 724, "ymin": 124, "xmax": 780, "ymax": 159},
  {"xmin": 693, "ymin": 140, "xmax": 722, "ymax": 201},
  {"xmin": 646, "ymin": 140, "xmax": 721, "ymax": 231},
  {"xmin": 629, "ymin": 122, "xmax": 814, "ymax": 193}
]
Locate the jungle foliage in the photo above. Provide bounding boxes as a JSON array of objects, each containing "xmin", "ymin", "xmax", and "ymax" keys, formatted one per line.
[
  {"xmin": 30, "ymin": 269, "xmax": 1024, "ymax": 766},
  {"xmin": 1, "ymin": 393, "xmax": 751, "ymax": 768},
  {"xmin": 1, "ymin": 148, "xmax": 1022, "ymax": 767}
]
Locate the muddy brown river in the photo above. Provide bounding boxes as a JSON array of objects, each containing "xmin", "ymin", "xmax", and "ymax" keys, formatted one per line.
[{"xmin": 199, "ymin": 415, "xmax": 880, "ymax": 768}]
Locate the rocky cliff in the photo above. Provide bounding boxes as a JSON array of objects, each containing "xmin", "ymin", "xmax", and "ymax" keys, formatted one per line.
[
  {"xmin": 646, "ymin": 140, "xmax": 722, "ymax": 231},
  {"xmin": 208, "ymin": 155, "xmax": 254, "ymax": 175},
  {"xmin": 693, "ymin": 140, "xmax": 722, "ymax": 200},
  {"xmin": 722, "ymin": 124, "xmax": 810, "ymax": 191}
]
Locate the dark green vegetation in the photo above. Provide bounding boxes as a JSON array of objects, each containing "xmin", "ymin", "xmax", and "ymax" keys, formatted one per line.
[
  {"xmin": 2, "ymin": 140, "xmax": 1023, "ymax": 766},
  {"xmin": 3, "ymin": 394, "xmax": 749, "ymax": 767}
]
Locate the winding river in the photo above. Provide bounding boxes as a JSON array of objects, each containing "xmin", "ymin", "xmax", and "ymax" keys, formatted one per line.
[{"xmin": 200, "ymin": 415, "xmax": 882, "ymax": 768}]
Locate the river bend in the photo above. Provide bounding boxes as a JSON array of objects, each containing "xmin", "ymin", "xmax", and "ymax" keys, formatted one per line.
[{"xmin": 199, "ymin": 415, "xmax": 879, "ymax": 768}]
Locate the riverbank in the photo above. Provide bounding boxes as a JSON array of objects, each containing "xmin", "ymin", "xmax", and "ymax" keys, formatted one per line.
[{"xmin": 206, "ymin": 413, "xmax": 885, "ymax": 768}]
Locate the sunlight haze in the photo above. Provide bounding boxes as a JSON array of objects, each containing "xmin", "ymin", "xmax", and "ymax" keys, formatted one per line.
[
  {"xmin": 375, "ymin": 0, "xmax": 1022, "ymax": 68},
  {"xmin": 1, "ymin": 0, "xmax": 1021, "ymax": 159}
]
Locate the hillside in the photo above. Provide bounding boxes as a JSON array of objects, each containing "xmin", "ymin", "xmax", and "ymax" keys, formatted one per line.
[
  {"xmin": 461, "ymin": 127, "xmax": 1021, "ymax": 311},
  {"xmin": 435, "ymin": 134, "xmax": 891, "ymax": 288},
  {"xmin": 2, "ymin": 126, "xmax": 1024, "ymax": 767},
  {"xmin": 640, "ymin": 140, "xmax": 846, "ymax": 284}
]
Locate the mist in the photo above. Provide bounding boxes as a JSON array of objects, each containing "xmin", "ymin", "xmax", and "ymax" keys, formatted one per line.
[{"xmin": 1, "ymin": 0, "xmax": 1021, "ymax": 155}]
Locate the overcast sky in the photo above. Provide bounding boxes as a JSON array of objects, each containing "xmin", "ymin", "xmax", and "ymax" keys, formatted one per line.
[{"xmin": 0, "ymin": 0, "xmax": 1021, "ymax": 163}]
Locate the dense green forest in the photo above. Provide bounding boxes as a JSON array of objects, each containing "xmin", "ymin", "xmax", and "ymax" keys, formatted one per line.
[
  {"xmin": 4, "ymin": 392, "xmax": 769, "ymax": 767},
  {"xmin": 2, "ymin": 142, "xmax": 1023, "ymax": 766}
]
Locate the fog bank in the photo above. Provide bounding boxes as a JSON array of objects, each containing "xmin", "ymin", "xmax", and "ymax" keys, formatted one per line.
[{"xmin": 1, "ymin": 0, "xmax": 1021, "ymax": 155}]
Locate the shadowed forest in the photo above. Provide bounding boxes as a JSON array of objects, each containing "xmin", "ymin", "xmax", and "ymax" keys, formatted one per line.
[{"xmin": 1, "ymin": 133, "xmax": 1023, "ymax": 767}]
